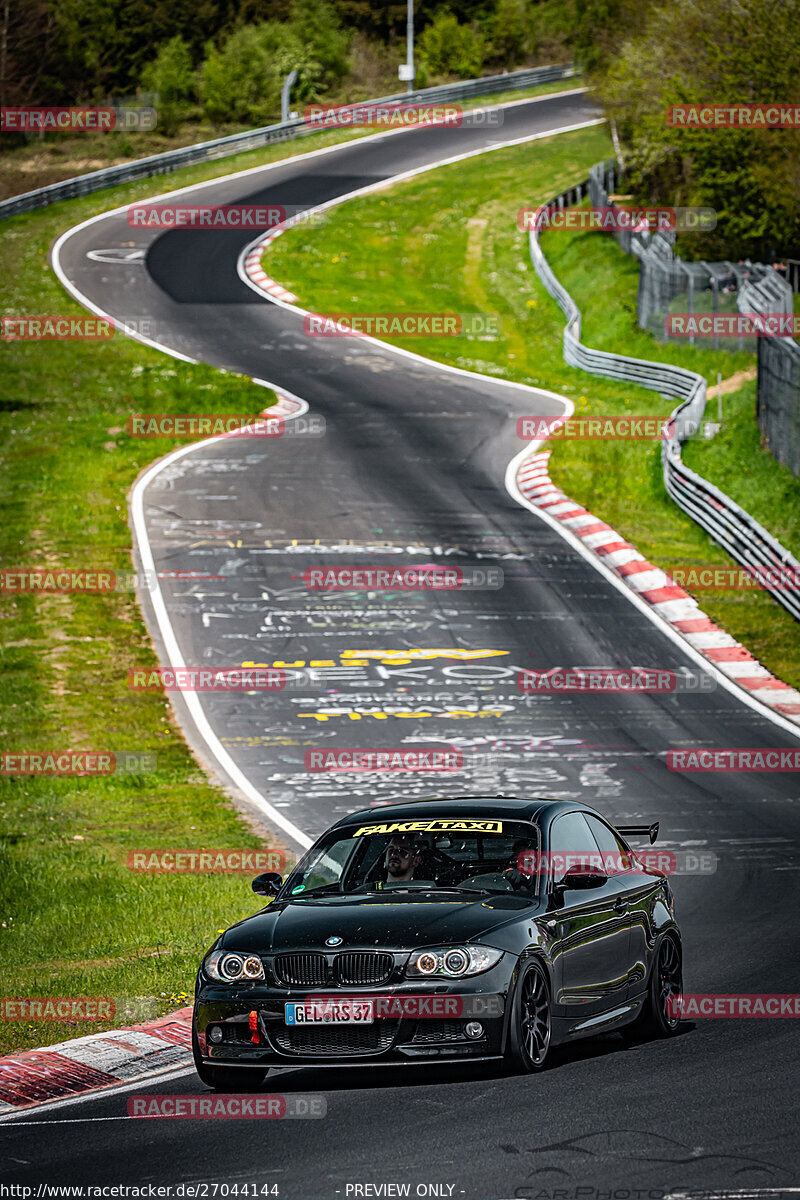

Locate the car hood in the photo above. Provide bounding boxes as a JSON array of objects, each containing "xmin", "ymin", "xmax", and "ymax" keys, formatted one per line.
[{"xmin": 222, "ymin": 892, "xmax": 539, "ymax": 952}]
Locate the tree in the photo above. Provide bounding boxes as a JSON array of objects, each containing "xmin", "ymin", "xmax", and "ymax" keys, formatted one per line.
[
  {"xmin": 594, "ymin": 0, "xmax": 800, "ymax": 259},
  {"xmin": 200, "ymin": 21, "xmax": 323, "ymax": 126},
  {"xmin": 418, "ymin": 9, "xmax": 484, "ymax": 78},
  {"xmin": 0, "ymin": 0, "xmax": 59, "ymax": 108},
  {"xmin": 141, "ymin": 36, "xmax": 196, "ymax": 135},
  {"xmin": 288, "ymin": 0, "xmax": 350, "ymax": 87},
  {"xmin": 570, "ymin": 0, "xmax": 652, "ymax": 75},
  {"xmin": 484, "ymin": 0, "xmax": 529, "ymax": 69}
]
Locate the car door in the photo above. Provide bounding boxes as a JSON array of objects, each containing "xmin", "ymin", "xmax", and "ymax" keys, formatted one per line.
[
  {"xmin": 547, "ymin": 810, "xmax": 631, "ymax": 1020},
  {"xmin": 584, "ymin": 813, "xmax": 662, "ymax": 1000}
]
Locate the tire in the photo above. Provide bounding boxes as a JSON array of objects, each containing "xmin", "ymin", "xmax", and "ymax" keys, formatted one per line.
[
  {"xmin": 192, "ymin": 1025, "xmax": 267, "ymax": 1092},
  {"xmin": 505, "ymin": 958, "xmax": 552, "ymax": 1073},
  {"xmin": 625, "ymin": 934, "xmax": 683, "ymax": 1039}
]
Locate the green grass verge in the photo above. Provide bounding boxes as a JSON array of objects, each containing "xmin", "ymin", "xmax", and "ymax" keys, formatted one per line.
[
  {"xmin": 0, "ymin": 343, "xmax": 281, "ymax": 1053},
  {"xmin": 264, "ymin": 124, "xmax": 800, "ymax": 689},
  {"xmin": 682, "ymin": 379, "xmax": 800, "ymax": 559}
]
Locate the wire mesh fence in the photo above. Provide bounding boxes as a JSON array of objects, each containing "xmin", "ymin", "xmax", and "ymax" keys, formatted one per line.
[
  {"xmin": 586, "ymin": 159, "xmax": 800, "ymax": 477},
  {"xmin": 740, "ymin": 272, "xmax": 800, "ymax": 477},
  {"xmin": 588, "ymin": 159, "xmax": 793, "ymax": 351}
]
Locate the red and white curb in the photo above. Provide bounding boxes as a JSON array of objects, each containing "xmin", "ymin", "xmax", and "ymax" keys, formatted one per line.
[
  {"xmin": 517, "ymin": 448, "xmax": 800, "ymax": 723},
  {"xmin": 218, "ymin": 389, "xmax": 305, "ymax": 434},
  {"xmin": 0, "ymin": 1009, "xmax": 193, "ymax": 1113},
  {"xmin": 243, "ymin": 225, "xmax": 298, "ymax": 303}
]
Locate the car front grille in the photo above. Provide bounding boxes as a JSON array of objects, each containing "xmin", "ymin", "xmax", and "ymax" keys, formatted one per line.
[
  {"xmin": 223, "ymin": 1022, "xmax": 254, "ymax": 1043},
  {"xmin": 335, "ymin": 952, "xmax": 394, "ymax": 986},
  {"xmin": 411, "ymin": 1020, "xmax": 473, "ymax": 1044},
  {"xmin": 273, "ymin": 1022, "xmax": 398, "ymax": 1057},
  {"xmin": 274, "ymin": 953, "xmax": 328, "ymax": 986},
  {"xmin": 273, "ymin": 951, "xmax": 394, "ymax": 987}
]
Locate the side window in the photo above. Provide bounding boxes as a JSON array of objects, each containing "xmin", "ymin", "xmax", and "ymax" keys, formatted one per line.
[
  {"xmin": 585, "ymin": 815, "xmax": 633, "ymax": 873},
  {"xmin": 548, "ymin": 811, "xmax": 602, "ymax": 886},
  {"xmin": 292, "ymin": 837, "xmax": 356, "ymax": 891}
]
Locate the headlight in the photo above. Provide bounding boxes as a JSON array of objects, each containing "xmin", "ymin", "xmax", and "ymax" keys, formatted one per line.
[
  {"xmin": 406, "ymin": 945, "xmax": 503, "ymax": 979},
  {"xmin": 204, "ymin": 950, "xmax": 265, "ymax": 983}
]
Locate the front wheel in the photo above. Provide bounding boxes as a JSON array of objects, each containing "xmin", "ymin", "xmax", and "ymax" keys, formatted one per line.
[
  {"xmin": 626, "ymin": 934, "xmax": 683, "ymax": 1039},
  {"xmin": 505, "ymin": 958, "xmax": 552, "ymax": 1073},
  {"xmin": 192, "ymin": 1026, "xmax": 267, "ymax": 1092}
]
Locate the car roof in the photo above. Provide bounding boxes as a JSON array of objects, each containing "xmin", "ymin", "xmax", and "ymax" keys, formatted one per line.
[{"xmin": 329, "ymin": 796, "xmax": 589, "ymax": 830}]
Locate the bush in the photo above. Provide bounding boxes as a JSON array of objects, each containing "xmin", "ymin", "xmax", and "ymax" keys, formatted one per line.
[
  {"xmin": 140, "ymin": 37, "xmax": 196, "ymax": 136},
  {"xmin": 418, "ymin": 9, "xmax": 484, "ymax": 78},
  {"xmin": 201, "ymin": 23, "xmax": 324, "ymax": 126},
  {"xmin": 594, "ymin": 0, "xmax": 800, "ymax": 260},
  {"xmin": 484, "ymin": 0, "xmax": 530, "ymax": 68},
  {"xmin": 289, "ymin": 0, "xmax": 352, "ymax": 88},
  {"xmin": 200, "ymin": 4, "xmax": 352, "ymax": 127}
]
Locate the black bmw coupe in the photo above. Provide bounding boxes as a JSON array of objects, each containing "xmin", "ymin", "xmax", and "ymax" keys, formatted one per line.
[{"xmin": 192, "ymin": 797, "xmax": 683, "ymax": 1088}]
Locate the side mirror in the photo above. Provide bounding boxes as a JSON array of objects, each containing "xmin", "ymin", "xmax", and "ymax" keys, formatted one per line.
[
  {"xmin": 557, "ymin": 864, "xmax": 607, "ymax": 891},
  {"xmin": 252, "ymin": 871, "xmax": 283, "ymax": 897}
]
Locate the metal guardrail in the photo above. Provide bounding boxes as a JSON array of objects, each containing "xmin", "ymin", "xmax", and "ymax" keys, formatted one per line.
[
  {"xmin": 0, "ymin": 63, "xmax": 576, "ymax": 222},
  {"xmin": 529, "ymin": 172, "xmax": 800, "ymax": 623}
]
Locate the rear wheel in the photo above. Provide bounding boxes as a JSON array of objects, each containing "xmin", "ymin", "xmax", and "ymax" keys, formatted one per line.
[
  {"xmin": 192, "ymin": 1025, "xmax": 267, "ymax": 1092},
  {"xmin": 626, "ymin": 934, "xmax": 683, "ymax": 1039},
  {"xmin": 505, "ymin": 959, "xmax": 552, "ymax": 1072}
]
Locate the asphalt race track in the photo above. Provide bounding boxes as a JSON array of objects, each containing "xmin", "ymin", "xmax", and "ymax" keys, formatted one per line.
[{"xmin": 3, "ymin": 90, "xmax": 798, "ymax": 1194}]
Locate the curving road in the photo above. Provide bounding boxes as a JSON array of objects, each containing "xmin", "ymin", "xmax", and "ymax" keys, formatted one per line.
[{"xmin": 4, "ymin": 89, "xmax": 798, "ymax": 1192}]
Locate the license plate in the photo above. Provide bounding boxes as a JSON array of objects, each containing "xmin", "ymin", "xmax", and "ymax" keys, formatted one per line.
[{"xmin": 285, "ymin": 1000, "xmax": 374, "ymax": 1025}]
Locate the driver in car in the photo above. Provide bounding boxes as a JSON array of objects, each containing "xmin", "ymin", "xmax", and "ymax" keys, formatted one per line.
[{"xmin": 384, "ymin": 834, "xmax": 423, "ymax": 883}]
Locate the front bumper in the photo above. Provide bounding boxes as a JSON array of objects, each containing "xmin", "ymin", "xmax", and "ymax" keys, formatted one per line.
[{"xmin": 195, "ymin": 971, "xmax": 513, "ymax": 1067}]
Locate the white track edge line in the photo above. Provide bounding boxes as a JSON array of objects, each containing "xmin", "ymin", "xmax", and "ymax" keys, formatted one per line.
[{"xmin": 50, "ymin": 106, "xmax": 602, "ymax": 855}]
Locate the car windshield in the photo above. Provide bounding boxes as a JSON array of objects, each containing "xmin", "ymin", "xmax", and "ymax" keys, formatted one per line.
[{"xmin": 280, "ymin": 817, "xmax": 541, "ymax": 898}]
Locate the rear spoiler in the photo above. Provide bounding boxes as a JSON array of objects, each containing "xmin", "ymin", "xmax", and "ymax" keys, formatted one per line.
[{"xmin": 617, "ymin": 822, "xmax": 659, "ymax": 844}]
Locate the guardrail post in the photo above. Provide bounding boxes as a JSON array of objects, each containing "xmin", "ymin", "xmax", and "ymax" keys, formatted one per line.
[{"xmin": 281, "ymin": 69, "xmax": 299, "ymax": 124}]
